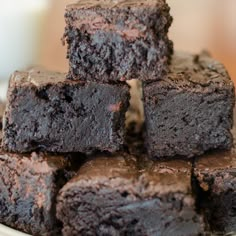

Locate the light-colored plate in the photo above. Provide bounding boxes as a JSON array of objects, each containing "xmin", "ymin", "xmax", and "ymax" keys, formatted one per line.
[{"xmin": 0, "ymin": 224, "xmax": 31, "ymax": 236}]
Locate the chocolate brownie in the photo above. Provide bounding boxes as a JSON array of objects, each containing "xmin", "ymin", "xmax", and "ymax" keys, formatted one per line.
[
  {"xmin": 143, "ymin": 51, "xmax": 235, "ymax": 158},
  {"xmin": 64, "ymin": 0, "xmax": 173, "ymax": 82},
  {"xmin": 0, "ymin": 149, "xmax": 81, "ymax": 235},
  {"xmin": 2, "ymin": 69, "xmax": 130, "ymax": 153},
  {"xmin": 194, "ymin": 123, "xmax": 236, "ymax": 233},
  {"xmin": 57, "ymin": 154, "xmax": 205, "ymax": 236}
]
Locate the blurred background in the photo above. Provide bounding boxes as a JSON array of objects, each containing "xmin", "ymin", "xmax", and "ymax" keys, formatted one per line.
[{"xmin": 0, "ymin": 0, "xmax": 236, "ymax": 99}]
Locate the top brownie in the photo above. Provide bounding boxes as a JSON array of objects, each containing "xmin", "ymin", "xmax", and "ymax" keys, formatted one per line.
[{"xmin": 64, "ymin": 0, "xmax": 173, "ymax": 82}]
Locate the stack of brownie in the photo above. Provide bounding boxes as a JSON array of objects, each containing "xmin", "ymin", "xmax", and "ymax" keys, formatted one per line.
[{"xmin": 0, "ymin": 0, "xmax": 236, "ymax": 235}]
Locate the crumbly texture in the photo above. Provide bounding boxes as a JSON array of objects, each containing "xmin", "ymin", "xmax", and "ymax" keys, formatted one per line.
[
  {"xmin": 64, "ymin": 0, "xmax": 173, "ymax": 82},
  {"xmin": 194, "ymin": 124, "xmax": 236, "ymax": 233},
  {"xmin": 2, "ymin": 69, "xmax": 130, "ymax": 153},
  {"xmin": 57, "ymin": 155, "xmax": 204, "ymax": 236},
  {"xmin": 143, "ymin": 51, "xmax": 235, "ymax": 158},
  {"xmin": 0, "ymin": 150, "xmax": 80, "ymax": 236}
]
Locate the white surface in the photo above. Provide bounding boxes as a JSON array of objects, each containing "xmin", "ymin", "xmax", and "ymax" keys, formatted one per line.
[
  {"xmin": 0, "ymin": 224, "xmax": 31, "ymax": 236},
  {"xmin": 0, "ymin": 0, "xmax": 50, "ymax": 81}
]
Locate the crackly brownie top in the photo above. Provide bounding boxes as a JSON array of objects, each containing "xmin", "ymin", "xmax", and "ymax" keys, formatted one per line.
[
  {"xmin": 65, "ymin": 154, "xmax": 192, "ymax": 195},
  {"xmin": 67, "ymin": 0, "xmax": 167, "ymax": 10},
  {"xmin": 146, "ymin": 51, "xmax": 234, "ymax": 93},
  {"xmin": 195, "ymin": 150, "xmax": 236, "ymax": 194},
  {"xmin": 9, "ymin": 69, "xmax": 128, "ymax": 88},
  {"xmin": 139, "ymin": 157, "xmax": 192, "ymax": 195},
  {"xmin": 0, "ymin": 149, "xmax": 71, "ymax": 173},
  {"xmin": 195, "ymin": 151, "xmax": 236, "ymax": 173},
  {"xmin": 9, "ymin": 69, "xmax": 70, "ymax": 88}
]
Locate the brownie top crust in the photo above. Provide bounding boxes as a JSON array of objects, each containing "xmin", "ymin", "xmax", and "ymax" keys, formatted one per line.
[
  {"xmin": 66, "ymin": 154, "xmax": 192, "ymax": 195},
  {"xmin": 195, "ymin": 151, "xmax": 236, "ymax": 172},
  {"xmin": 146, "ymin": 51, "xmax": 234, "ymax": 93},
  {"xmin": 139, "ymin": 158, "xmax": 192, "ymax": 194},
  {"xmin": 10, "ymin": 69, "xmax": 128, "ymax": 89},
  {"xmin": 67, "ymin": 0, "xmax": 167, "ymax": 10},
  {"xmin": 0, "ymin": 149, "xmax": 71, "ymax": 173},
  {"xmin": 10, "ymin": 69, "xmax": 68, "ymax": 87}
]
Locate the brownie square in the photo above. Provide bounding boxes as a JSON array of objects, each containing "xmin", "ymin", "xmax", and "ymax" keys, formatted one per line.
[
  {"xmin": 194, "ymin": 140, "xmax": 236, "ymax": 233},
  {"xmin": 64, "ymin": 0, "xmax": 173, "ymax": 82},
  {"xmin": 2, "ymin": 69, "xmax": 130, "ymax": 153},
  {"xmin": 143, "ymin": 51, "xmax": 235, "ymax": 158},
  {"xmin": 57, "ymin": 154, "xmax": 205, "ymax": 236},
  {"xmin": 0, "ymin": 149, "xmax": 79, "ymax": 235}
]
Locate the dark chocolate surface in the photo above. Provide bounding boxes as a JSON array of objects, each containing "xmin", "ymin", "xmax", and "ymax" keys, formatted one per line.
[
  {"xmin": 0, "ymin": 149, "xmax": 79, "ymax": 236},
  {"xmin": 143, "ymin": 51, "xmax": 235, "ymax": 158},
  {"xmin": 57, "ymin": 154, "xmax": 204, "ymax": 236},
  {"xmin": 64, "ymin": 0, "xmax": 173, "ymax": 82},
  {"xmin": 2, "ymin": 69, "xmax": 130, "ymax": 153}
]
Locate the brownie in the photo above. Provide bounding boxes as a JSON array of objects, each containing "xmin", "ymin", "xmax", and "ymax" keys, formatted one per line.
[
  {"xmin": 64, "ymin": 0, "xmax": 173, "ymax": 82},
  {"xmin": 194, "ymin": 123, "xmax": 236, "ymax": 233},
  {"xmin": 2, "ymin": 69, "xmax": 130, "ymax": 153},
  {"xmin": 0, "ymin": 148, "xmax": 80, "ymax": 236},
  {"xmin": 143, "ymin": 51, "xmax": 235, "ymax": 158},
  {"xmin": 57, "ymin": 154, "xmax": 205, "ymax": 236}
]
